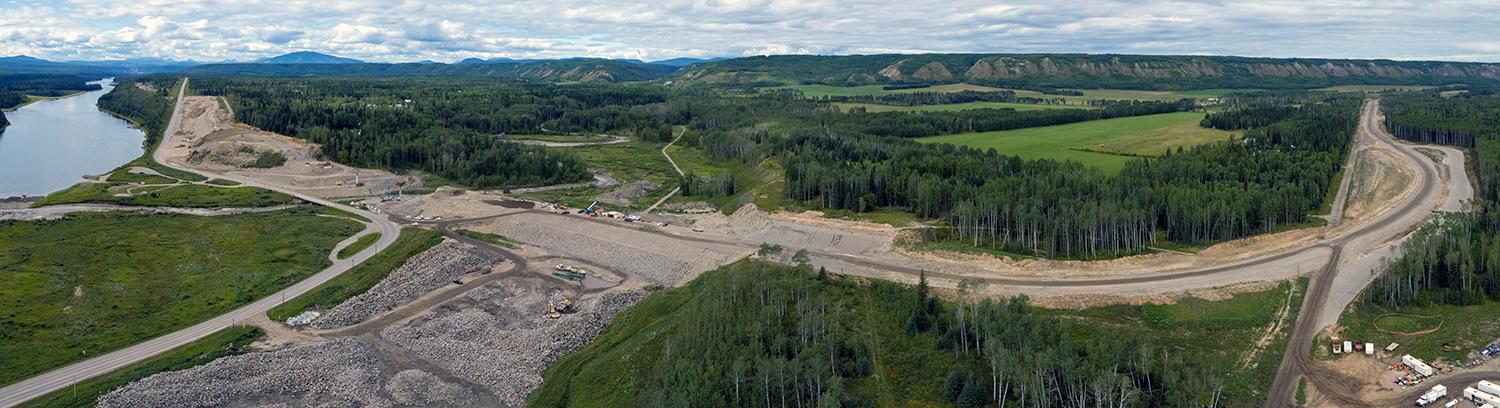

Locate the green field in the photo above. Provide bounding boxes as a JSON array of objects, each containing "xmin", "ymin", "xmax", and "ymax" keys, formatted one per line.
[
  {"xmin": 456, "ymin": 229, "xmax": 522, "ymax": 249},
  {"xmin": 336, "ymin": 232, "xmax": 381, "ymax": 259},
  {"xmin": 1335, "ymin": 300, "xmax": 1500, "ymax": 362},
  {"xmin": 915, "ymin": 112, "xmax": 1237, "ymax": 174},
  {"xmin": 833, "ymin": 101, "xmax": 1082, "ymax": 113},
  {"xmin": 267, "ymin": 228, "xmax": 443, "ymax": 321},
  {"xmin": 0, "ymin": 209, "xmax": 361, "ymax": 386},
  {"xmin": 531, "ymin": 260, "xmax": 1301, "ymax": 406},
  {"xmin": 1315, "ymin": 84, "xmax": 1437, "ymax": 93},
  {"xmin": 37, "ymin": 182, "xmax": 297, "ymax": 208},
  {"xmin": 18, "ymin": 326, "xmax": 264, "ymax": 408},
  {"xmin": 768, "ymin": 83, "xmax": 1255, "ymax": 103}
]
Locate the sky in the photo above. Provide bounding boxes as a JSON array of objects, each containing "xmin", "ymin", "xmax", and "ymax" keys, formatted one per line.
[{"xmin": 2, "ymin": 0, "xmax": 1500, "ymax": 63}]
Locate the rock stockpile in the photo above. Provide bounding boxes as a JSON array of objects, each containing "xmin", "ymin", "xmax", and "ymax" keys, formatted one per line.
[
  {"xmin": 310, "ymin": 241, "xmax": 500, "ymax": 329},
  {"xmin": 382, "ymin": 279, "xmax": 647, "ymax": 406},
  {"xmin": 98, "ymin": 338, "xmax": 388, "ymax": 407}
]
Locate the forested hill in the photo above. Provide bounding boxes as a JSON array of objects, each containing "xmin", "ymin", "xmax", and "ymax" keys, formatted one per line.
[
  {"xmin": 183, "ymin": 59, "xmax": 680, "ymax": 83},
  {"xmin": 0, "ymin": 109, "xmax": 9, "ymax": 131},
  {"xmin": 674, "ymin": 54, "xmax": 1500, "ymax": 89}
]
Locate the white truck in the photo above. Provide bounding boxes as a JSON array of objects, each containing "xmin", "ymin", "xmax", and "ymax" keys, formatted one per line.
[{"xmin": 1416, "ymin": 385, "xmax": 1446, "ymax": 406}]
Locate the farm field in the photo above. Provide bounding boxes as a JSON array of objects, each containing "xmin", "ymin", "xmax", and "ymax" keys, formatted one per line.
[
  {"xmin": 768, "ymin": 82, "xmax": 1256, "ymax": 103},
  {"xmin": 914, "ymin": 112, "xmax": 1237, "ymax": 174},
  {"xmin": 1315, "ymin": 84, "xmax": 1437, "ymax": 93},
  {"xmin": 0, "ymin": 209, "xmax": 362, "ymax": 386},
  {"xmin": 833, "ymin": 101, "xmax": 1082, "ymax": 112}
]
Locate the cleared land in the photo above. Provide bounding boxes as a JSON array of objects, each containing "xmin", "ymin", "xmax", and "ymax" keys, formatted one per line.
[
  {"xmin": 1316, "ymin": 85, "xmax": 1437, "ymax": 93},
  {"xmin": 915, "ymin": 112, "xmax": 1237, "ymax": 174},
  {"xmin": 0, "ymin": 209, "xmax": 361, "ymax": 386},
  {"xmin": 267, "ymin": 228, "xmax": 445, "ymax": 321},
  {"xmin": 1335, "ymin": 300, "xmax": 1500, "ymax": 363},
  {"xmin": 833, "ymin": 101, "xmax": 1081, "ymax": 112}
]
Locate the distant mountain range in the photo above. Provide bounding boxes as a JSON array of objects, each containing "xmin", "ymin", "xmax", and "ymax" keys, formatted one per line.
[
  {"xmin": 7, "ymin": 51, "xmax": 1500, "ymax": 88},
  {"xmin": 253, "ymin": 51, "xmax": 364, "ymax": 64}
]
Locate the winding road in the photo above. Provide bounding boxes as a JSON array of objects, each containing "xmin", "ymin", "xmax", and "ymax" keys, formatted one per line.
[
  {"xmin": 0, "ymin": 79, "xmax": 404, "ymax": 408},
  {"xmin": 0, "ymin": 85, "xmax": 1467, "ymax": 407}
]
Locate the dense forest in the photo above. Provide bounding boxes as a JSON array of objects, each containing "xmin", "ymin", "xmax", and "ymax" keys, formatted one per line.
[
  {"xmin": 96, "ymin": 77, "xmax": 176, "ymax": 150},
  {"xmin": 179, "ymin": 76, "xmax": 656, "ymax": 188},
  {"xmin": 533, "ymin": 260, "xmax": 1287, "ymax": 407},
  {"xmin": 1, "ymin": 109, "xmax": 8, "ymax": 130},
  {"xmin": 153, "ymin": 75, "xmax": 1361, "ymax": 258},
  {"xmin": 182, "ymin": 59, "xmax": 678, "ymax": 83},
  {"xmin": 1365, "ymin": 91, "xmax": 1500, "ymax": 307},
  {"xmin": 0, "ymin": 73, "xmax": 101, "ymax": 109}
]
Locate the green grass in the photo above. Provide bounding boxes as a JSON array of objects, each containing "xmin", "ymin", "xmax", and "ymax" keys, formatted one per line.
[
  {"xmin": 1374, "ymin": 314, "xmax": 1443, "ymax": 333},
  {"xmin": 833, "ymin": 101, "xmax": 1083, "ymax": 113},
  {"xmin": 337, "ymin": 232, "xmax": 381, "ymax": 259},
  {"xmin": 521, "ymin": 187, "xmax": 612, "ymax": 210},
  {"xmin": 456, "ymin": 229, "xmax": 522, "ymax": 249},
  {"xmin": 906, "ymin": 240, "xmax": 1037, "ymax": 260},
  {"xmin": 17, "ymin": 326, "xmax": 264, "ymax": 408},
  {"xmin": 766, "ymin": 83, "xmax": 1254, "ymax": 103},
  {"xmin": 36, "ymin": 182, "xmax": 297, "ymax": 208},
  {"xmin": 267, "ymin": 228, "xmax": 443, "ymax": 321},
  {"xmin": 816, "ymin": 208, "xmax": 923, "ymax": 228},
  {"xmin": 915, "ymin": 112, "xmax": 1237, "ymax": 174},
  {"xmin": 1296, "ymin": 378, "xmax": 1307, "ymax": 406},
  {"xmin": 1336, "ymin": 300, "xmax": 1500, "ymax": 362},
  {"xmin": 563, "ymin": 142, "xmax": 678, "ymax": 185},
  {"xmin": 205, "ymin": 178, "xmax": 240, "ymax": 186},
  {"xmin": 0, "ymin": 209, "xmax": 361, "ymax": 386}
]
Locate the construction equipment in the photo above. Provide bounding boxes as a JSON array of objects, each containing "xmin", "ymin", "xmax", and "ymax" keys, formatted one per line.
[
  {"xmin": 546, "ymin": 299, "xmax": 575, "ymax": 318},
  {"xmin": 1416, "ymin": 385, "xmax": 1447, "ymax": 406}
]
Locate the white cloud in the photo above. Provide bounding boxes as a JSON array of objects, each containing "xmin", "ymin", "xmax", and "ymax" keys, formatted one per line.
[{"xmin": 0, "ymin": 0, "xmax": 1498, "ymax": 63}]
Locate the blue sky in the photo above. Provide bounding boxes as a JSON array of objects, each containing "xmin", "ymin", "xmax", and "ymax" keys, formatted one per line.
[{"xmin": 2, "ymin": 0, "xmax": 1499, "ymax": 63}]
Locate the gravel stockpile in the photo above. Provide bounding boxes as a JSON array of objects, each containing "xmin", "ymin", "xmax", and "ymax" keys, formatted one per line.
[
  {"xmin": 489, "ymin": 221, "xmax": 692, "ymax": 285},
  {"xmin": 310, "ymin": 241, "xmax": 500, "ymax": 329},
  {"xmin": 384, "ymin": 369, "xmax": 477, "ymax": 406},
  {"xmin": 382, "ymin": 280, "xmax": 647, "ymax": 406},
  {"xmin": 97, "ymin": 338, "xmax": 390, "ymax": 408},
  {"xmin": 595, "ymin": 180, "xmax": 660, "ymax": 207}
]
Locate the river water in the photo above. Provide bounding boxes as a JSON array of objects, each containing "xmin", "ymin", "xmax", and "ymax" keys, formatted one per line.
[{"xmin": 0, "ymin": 79, "xmax": 145, "ymax": 198}]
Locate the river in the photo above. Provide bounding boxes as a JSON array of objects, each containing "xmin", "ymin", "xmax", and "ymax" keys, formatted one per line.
[{"xmin": 0, "ymin": 79, "xmax": 145, "ymax": 198}]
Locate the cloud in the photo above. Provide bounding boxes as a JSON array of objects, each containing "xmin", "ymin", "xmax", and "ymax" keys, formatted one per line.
[{"xmin": 0, "ymin": 0, "xmax": 1498, "ymax": 62}]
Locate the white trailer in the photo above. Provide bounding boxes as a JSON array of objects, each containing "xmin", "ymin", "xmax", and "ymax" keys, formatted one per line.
[
  {"xmin": 1366, "ymin": 342, "xmax": 1375, "ymax": 356},
  {"xmin": 1404, "ymin": 355, "xmax": 1437, "ymax": 377},
  {"xmin": 1418, "ymin": 385, "xmax": 1447, "ymax": 406},
  {"xmin": 1479, "ymin": 380, "xmax": 1500, "ymax": 397},
  {"xmin": 1344, "ymin": 340, "xmax": 1354, "ymax": 354},
  {"xmin": 1467, "ymin": 387, "xmax": 1500, "ymax": 406}
]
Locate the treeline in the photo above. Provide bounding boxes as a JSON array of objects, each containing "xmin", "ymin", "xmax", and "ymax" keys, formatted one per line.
[
  {"xmin": 819, "ymin": 90, "xmax": 1053, "ymax": 106},
  {"xmin": 1366, "ymin": 91, "xmax": 1500, "ymax": 307},
  {"xmin": 532, "ymin": 261, "xmax": 1268, "ymax": 407},
  {"xmin": 96, "ymin": 78, "xmax": 175, "ymax": 149},
  {"xmin": 0, "ymin": 74, "xmax": 101, "ymax": 109},
  {"xmin": 773, "ymin": 101, "xmax": 1356, "ymax": 258},
  {"xmin": 175, "ymin": 76, "xmax": 681, "ymax": 188}
]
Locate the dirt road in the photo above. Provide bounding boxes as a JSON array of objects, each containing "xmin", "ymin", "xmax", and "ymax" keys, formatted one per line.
[
  {"xmin": 1263, "ymin": 100, "xmax": 1471, "ymax": 407},
  {"xmin": 0, "ymin": 79, "xmax": 405, "ymax": 408}
]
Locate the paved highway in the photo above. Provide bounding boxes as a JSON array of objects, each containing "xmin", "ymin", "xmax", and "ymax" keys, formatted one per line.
[{"xmin": 0, "ymin": 79, "xmax": 403, "ymax": 408}]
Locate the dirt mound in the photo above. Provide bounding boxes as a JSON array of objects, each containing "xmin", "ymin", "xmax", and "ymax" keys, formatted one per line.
[
  {"xmin": 485, "ymin": 199, "xmax": 535, "ymax": 209},
  {"xmin": 595, "ymin": 180, "xmax": 660, "ymax": 206}
]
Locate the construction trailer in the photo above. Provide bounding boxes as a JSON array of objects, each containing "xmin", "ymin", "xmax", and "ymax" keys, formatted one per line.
[
  {"xmin": 1480, "ymin": 380, "xmax": 1500, "ymax": 398},
  {"xmin": 1366, "ymin": 342, "xmax": 1375, "ymax": 356},
  {"xmin": 1344, "ymin": 341, "xmax": 1354, "ymax": 354},
  {"xmin": 1467, "ymin": 387, "xmax": 1500, "ymax": 406},
  {"xmin": 1417, "ymin": 385, "xmax": 1447, "ymax": 406},
  {"xmin": 1404, "ymin": 355, "xmax": 1437, "ymax": 377}
]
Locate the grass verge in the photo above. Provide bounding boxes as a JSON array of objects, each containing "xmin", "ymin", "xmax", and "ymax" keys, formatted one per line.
[
  {"xmin": 266, "ymin": 228, "xmax": 442, "ymax": 321},
  {"xmin": 915, "ymin": 112, "xmax": 1235, "ymax": 174},
  {"xmin": 16, "ymin": 326, "xmax": 264, "ymax": 408},
  {"xmin": 336, "ymin": 233, "xmax": 381, "ymax": 259},
  {"xmin": 0, "ymin": 208, "xmax": 360, "ymax": 386},
  {"xmin": 1336, "ymin": 300, "xmax": 1500, "ymax": 362}
]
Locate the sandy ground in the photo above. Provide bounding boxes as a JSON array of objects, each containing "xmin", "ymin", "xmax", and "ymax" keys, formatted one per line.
[{"xmin": 159, "ymin": 96, "xmax": 417, "ymax": 199}]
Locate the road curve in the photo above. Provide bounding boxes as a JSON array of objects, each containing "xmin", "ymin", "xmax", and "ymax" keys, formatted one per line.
[
  {"xmin": 0, "ymin": 79, "xmax": 404, "ymax": 408},
  {"xmin": 1263, "ymin": 99, "xmax": 1455, "ymax": 407}
]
